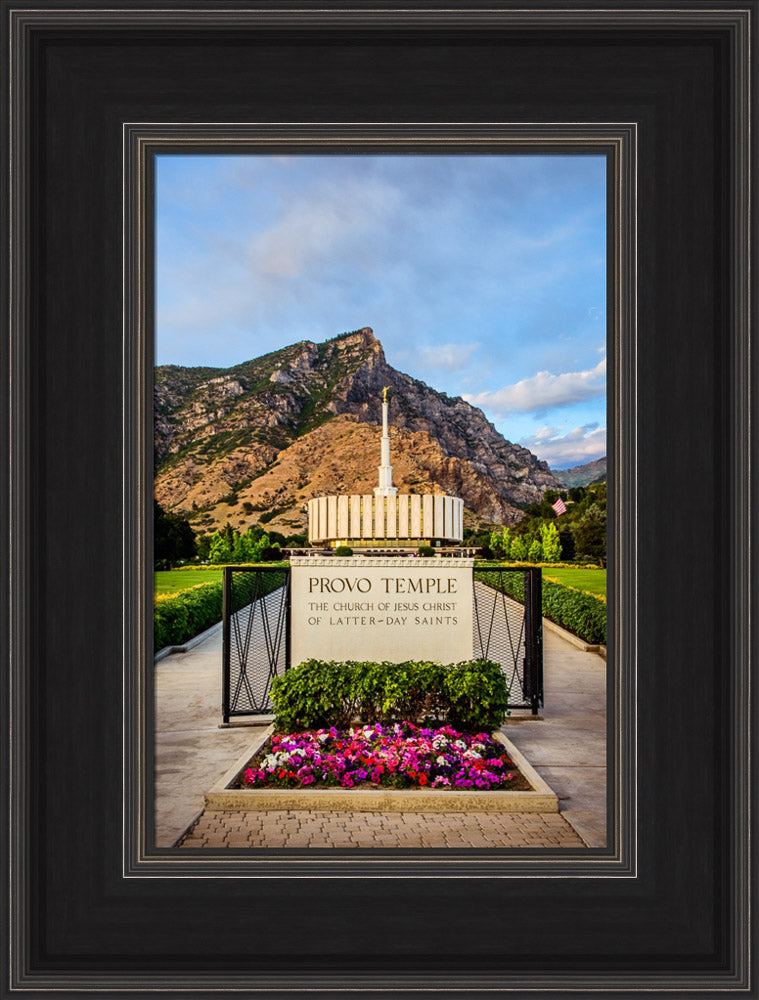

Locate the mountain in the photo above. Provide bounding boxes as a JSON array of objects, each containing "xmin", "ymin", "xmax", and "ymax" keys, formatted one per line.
[
  {"xmin": 154, "ymin": 327, "xmax": 562, "ymax": 537},
  {"xmin": 553, "ymin": 457, "xmax": 607, "ymax": 488}
]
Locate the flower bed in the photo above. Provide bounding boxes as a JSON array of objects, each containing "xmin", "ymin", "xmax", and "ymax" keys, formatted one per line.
[{"xmin": 237, "ymin": 721, "xmax": 531, "ymax": 792}]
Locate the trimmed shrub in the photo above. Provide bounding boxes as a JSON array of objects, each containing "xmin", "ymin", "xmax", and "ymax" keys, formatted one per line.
[
  {"xmin": 334, "ymin": 545, "xmax": 353, "ymax": 556},
  {"xmin": 417, "ymin": 545, "xmax": 436, "ymax": 557},
  {"xmin": 270, "ymin": 658, "xmax": 509, "ymax": 733},
  {"xmin": 540, "ymin": 581, "xmax": 607, "ymax": 644},
  {"xmin": 154, "ymin": 581, "xmax": 222, "ymax": 652},
  {"xmin": 445, "ymin": 658, "xmax": 511, "ymax": 733},
  {"xmin": 153, "ymin": 569, "xmax": 285, "ymax": 652}
]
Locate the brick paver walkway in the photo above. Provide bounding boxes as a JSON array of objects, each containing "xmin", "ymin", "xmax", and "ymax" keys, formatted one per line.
[{"xmin": 177, "ymin": 809, "xmax": 584, "ymax": 849}]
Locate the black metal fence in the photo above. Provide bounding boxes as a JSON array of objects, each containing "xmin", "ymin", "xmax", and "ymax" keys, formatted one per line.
[
  {"xmin": 472, "ymin": 566, "xmax": 543, "ymax": 715},
  {"xmin": 222, "ymin": 566, "xmax": 290, "ymax": 723},
  {"xmin": 222, "ymin": 563, "xmax": 543, "ymax": 720}
]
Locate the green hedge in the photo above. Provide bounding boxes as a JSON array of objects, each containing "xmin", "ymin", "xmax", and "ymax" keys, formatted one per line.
[
  {"xmin": 477, "ymin": 570, "xmax": 606, "ymax": 646},
  {"xmin": 154, "ymin": 569, "xmax": 285, "ymax": 653},
  {"xmin": 154, "ymin": 581, "xmax": 222, "ymax": 652},
  {"xmin": 270, "ymin": 658, "xmax": 509, "ymax": 733},
  {"xmin": 541, "ymin": 581, "xmax": 606, "ymax": 644}
]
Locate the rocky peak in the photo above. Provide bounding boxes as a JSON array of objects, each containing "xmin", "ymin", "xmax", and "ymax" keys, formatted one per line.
[
  {"xmin": 335, "ymin": 326, "xmax": 378, "ymax": 349},
  {"xmin": 154, "ymin": 327, "xmax": 563, "ymax": 531},
  {"xmin": 269, "ymin": 342, "xmax": 319, "ymax": 384}
]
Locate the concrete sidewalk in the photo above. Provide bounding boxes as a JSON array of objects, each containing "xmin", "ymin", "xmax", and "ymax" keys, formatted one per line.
[
  {"xmin": 503, "ymin": 629, "xmax": 607, "ymax": 847},
  {"xmin": 154, "ymin": 624, "xmax": 269, "ymax": 847},
  {"xmin": 155, "ymin": 624, "xmax": 606, "ymax": 848}
]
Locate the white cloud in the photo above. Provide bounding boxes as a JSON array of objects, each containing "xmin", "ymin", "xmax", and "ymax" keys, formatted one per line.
[
  {"xmin": 158, "ymin": 175, "xmax": 404, "ymax": 335},
  {"xmin": 521, "ymin": 423, "xmax": 606, "ymax": 468},
  {"xmin": 413, "ymin": 343, "xmax": 479, "ymax": 372},
  {"xmin": 247, "ymin": 177, "xmax": 400, "ymax": 280},
  {"xmin": 464, "ymin": 356, "xmax": 606, "ymax": 416}
]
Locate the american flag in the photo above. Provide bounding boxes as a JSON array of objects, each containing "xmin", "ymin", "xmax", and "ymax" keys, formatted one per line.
[{"xmin": 551, "ymin": 497, "xmax": 567, "ymax": 516}]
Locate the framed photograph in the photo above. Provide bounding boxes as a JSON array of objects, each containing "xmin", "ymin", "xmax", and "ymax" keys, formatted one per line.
[
  {"xmin": 147, "ymin": 141, "xmax": 616, "ymax": 857},
  {"xmin": 4, "ymin": 3, "xmax": 753, "ymax": 996}
]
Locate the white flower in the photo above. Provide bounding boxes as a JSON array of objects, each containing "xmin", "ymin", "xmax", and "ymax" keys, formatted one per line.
[
  {"xmin": 455, "ymin": 739, "xmax": 467, "ymax": 749},
  {"xmin": 436, "ymin": 755, "xmax": 448, "ymax": 766}
]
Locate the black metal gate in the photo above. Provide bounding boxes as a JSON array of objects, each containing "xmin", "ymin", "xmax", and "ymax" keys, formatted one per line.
[
  {"xmin": 222, "ymin": 563, "xmax": 543, "ymax": 720},
  {"xmin": 222, "ymin": 566, "xmax": 290, "ymax": 723},
  {"xmin": 473, "ymin": 566, "xmax": 543, "ymax": 715}
]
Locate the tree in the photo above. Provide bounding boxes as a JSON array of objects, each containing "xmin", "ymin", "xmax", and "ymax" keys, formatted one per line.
[
  {"xmin": 527, "ymin": 539, "xmax": 543, "ymax": 563},
  {"xmin": 510, "ymin": 535, "xmax": 528, "ymax": 561},
  {"xmin": 233, "ymin": 527, "xmax": 254, "ymax": 562},
  {"xmin": 489, "ymin": 529, "xmax": 501, "ymax": 556},
  {"xmin": 559, "ymin": 529, "xmax": 575, "ymax": 561},
  {"xmin": 252, "ymin": 533, "xmax": 271, "ymax": 561},
  {"xmin": 489, "ymin": 526, "xmax": 513, "ymax": 559},
  {"xmin": 464, "ymin": 527, "xmax": 492, "ymax": 548},
  {"xmin": 195, "ymin": 533, "xmax": 212, "ymax": 561},
  {"xmin": 540, "ymin": 521, "xmax": 562, "ymax": 563},
  {"xmin": 209, "ymin": 530, "xmax": 232, "ymax": 564},
  {"xmin": 232, "ymin": 532, "xmax": 247, "ymax": 562},
  {"xmin": 154, "ymin": 501, "xmax": 196, "ymax": 568},
  {"xmin": 571, "ymin": 503, "xmax": 607, "ymax": 565},
  {"xmin": 285, "ymin": 533, "xmax": 308, "ymax": 547},
  {"xmin": 236, "ymin": 529, "xmax": 271, "ymax": 563}
]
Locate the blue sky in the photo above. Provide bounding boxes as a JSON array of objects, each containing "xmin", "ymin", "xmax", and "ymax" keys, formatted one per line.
[{"xmin": 156, "ymin": 154, "xmax": 606, "ymax": 469}]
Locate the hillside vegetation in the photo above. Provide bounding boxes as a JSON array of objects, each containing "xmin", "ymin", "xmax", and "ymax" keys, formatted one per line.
[{"xmin": 154, "ymin": 327, "xmax": 561, "ymax": 537}]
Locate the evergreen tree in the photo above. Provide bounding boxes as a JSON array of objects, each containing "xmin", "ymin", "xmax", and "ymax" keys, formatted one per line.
[
  {"xmin": 571, "ymin": 503, "xmax": 607, "ymax": 565},
  {"xmin": 154, "ymin": 501, "xmax": 196, "ymax": 568},
  {"xmin": 527, "ymin": 538, "xmax": 543, "ymax": 563},
  {"xmin": 559, "ymin": 529, "xmax": 575, "ymax": 561}
]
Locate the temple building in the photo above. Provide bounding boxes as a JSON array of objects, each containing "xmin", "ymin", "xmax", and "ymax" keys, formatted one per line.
[{"xmin": 307, "ymin": 388, "xmax": 464, "ymax": 550}]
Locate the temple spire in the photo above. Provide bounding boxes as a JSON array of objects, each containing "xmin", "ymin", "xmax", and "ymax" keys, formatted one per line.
[{"xmin": 375, "ymin": 387, "xmax": 398, "ymax": 497}]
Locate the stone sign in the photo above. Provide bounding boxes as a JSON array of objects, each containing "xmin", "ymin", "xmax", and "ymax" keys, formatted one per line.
[{"xmin": 290, "ymin": 556, "xmax": 474, "ymax": 667}]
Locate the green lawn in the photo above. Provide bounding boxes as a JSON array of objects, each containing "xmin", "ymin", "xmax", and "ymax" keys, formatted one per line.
[
  {"xmin": 155, "ymin": 563, "xmax": 606, "ymax": 600},
  {"xmin": 154, "ymin": 567, "xmax": 223, "ymax": 595},
  {"xmin": 542, "ymin": 566, "xmax": 606, "ymax": 598}
]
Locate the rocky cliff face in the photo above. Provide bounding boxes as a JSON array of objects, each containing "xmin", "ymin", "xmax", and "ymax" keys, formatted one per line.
[
  {"xmin": 553, "ymin": 457, "xmax": 607, "ymax": 488},
  {"xmin": 154, "ymin": 327, "xmax": 562, "ymax": 536}
]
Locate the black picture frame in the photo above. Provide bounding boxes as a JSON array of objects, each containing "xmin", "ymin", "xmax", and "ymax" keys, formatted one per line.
[{"xmin": 3, "ymin": 3, "xmax": 754, "ymax": 996}]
